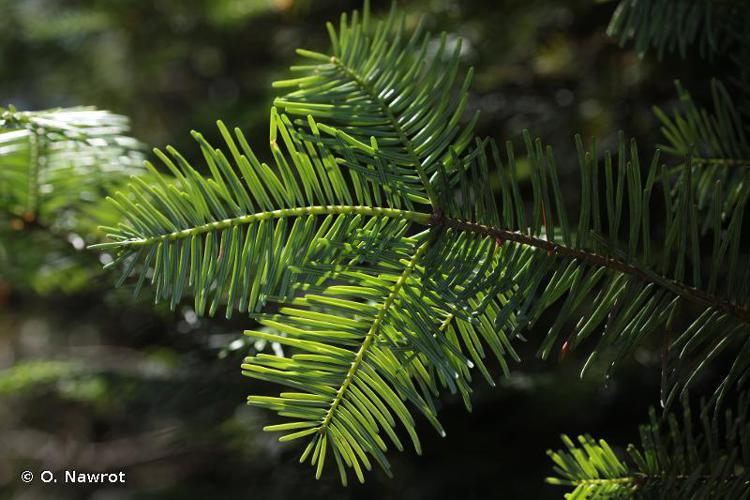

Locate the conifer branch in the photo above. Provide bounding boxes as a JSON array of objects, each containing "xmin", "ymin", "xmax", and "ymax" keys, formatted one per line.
[
  {"xmin": 318, "ymin": 240, "xmax": 430, "ymax": 433},
  {"xmin": 90, "ymin": 205, "xmax": 431, "ymax": 249},
  {"xmin": 93, "ymin": 1, "xmax": 750, "ymax": 486},
  {"xmin": 324, "ymin": 54, "xmax": 440, "ymax": 206},
  {"xmin": 548, "ymin": 395, "xmax": 750, "ymax": 498},
  {"xmin": 436, "ymin": 215, "xmax": 750, "ymax": 324}
]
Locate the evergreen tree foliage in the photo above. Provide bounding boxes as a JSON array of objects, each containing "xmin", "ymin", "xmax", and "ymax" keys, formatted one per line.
[
  {"xmin": 88, "ymin": 1, "xmax": 750, "ymax": 490},
  {"xmin": 607, "ymin": 0, "xmax": 750, "ymax": 59},
  {"xmin": 0, "ymin": 105, "xmax": 143, "ymax": 290},
  {"xmin": 0, "ymin": 105, "xmax": 143, "ymax": 225},
  {"xmin": 547, "ymin": 394, "xmax": 750, "ymax": 498},
  {"xmin": 654, "ymin": 79, "xmax": 749, "ymax": 222}
]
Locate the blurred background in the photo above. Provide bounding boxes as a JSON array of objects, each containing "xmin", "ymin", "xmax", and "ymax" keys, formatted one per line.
[{"xmin": 0, "ymin": 0, "xmax": 735, "ymax": 498}]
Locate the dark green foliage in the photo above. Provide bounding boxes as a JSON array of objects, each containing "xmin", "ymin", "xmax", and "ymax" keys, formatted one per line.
[
  {"xmin": 90, "ymin": 111, "xmax": 432, "ymax": 317},
  {"xmin": 654, "ymin": 80, "xmax": 750, "ymax": 223},
  {"xmin": 93, "ymin": 1, "xmax": 750, "ymax": 485},
  {"xmin": 546, "ymin": 1, "xmax": 750, "ymax": 497},
  {"xmin": 14, "ymin": 0, "xmax": 750, "ymax": 498},
  {"xmin": 272, "ymin": 2, "xmax": 478, "ymax": 205},
  {"xmin": 440, "ymin": 130, "xmax": 750, "ymax": 411},
  {"xmin": 547, "ymin": 394, "xmax": 750, "ymax": 498},
  {"xmin": 607, "ymin": 0, "xmax": 750, "ymax": 59}
]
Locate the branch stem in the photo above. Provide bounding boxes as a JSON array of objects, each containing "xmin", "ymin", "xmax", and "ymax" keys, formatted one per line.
[
  {"xmin": 89, "ymin": 206, "xmax": 431, "ymax": 249},
  {"xmin": 318, "ymin": 240, "xmax": 431, "ymax": 432},
  {"xmin": 438, "ymin": 216, "xmax": 750, "ymax": 324}
]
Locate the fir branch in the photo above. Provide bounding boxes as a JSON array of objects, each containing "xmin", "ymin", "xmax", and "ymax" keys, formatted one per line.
[
  {"xmin": 0, "ymin": 105, "xmax": 144, "ymax": 225},
  {"xmin": 302, "ymin": 53, "xmax": 440, "ymax": 205},
  {"xmin": 547, "ymin": 395, "xmax": 750, "ymax": 498},
  {"xmin": 436, "ymin": 215, "xmax": 750, "ymax": 324},
  {"xmin": 94, "ymin": 1, "xmax": 750, "ymax": 484},
  {"xmin": 91, "ymin": 205, "xmax": 431, "ymax": 250},
  {"xmin": 273, "ymin": 1, "xmax": 477, "ymax": 207},
  {"xmin": 317, "ymin": 240, "xmax": 430, "ymax": 434}
]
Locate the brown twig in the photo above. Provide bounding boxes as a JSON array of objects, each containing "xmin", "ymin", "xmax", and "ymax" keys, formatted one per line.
[{"xmin": 435, "ymin": 215, "xmax": 750, "ymax": 325}]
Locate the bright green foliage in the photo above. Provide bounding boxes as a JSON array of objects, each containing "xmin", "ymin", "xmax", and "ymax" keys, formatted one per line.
[
  {"xmin": 0, "ymin": 105, "xmax": 143, "ymax": 225},
  {"xmin": 607, "ymin": 0, "xmax": 750, "ymax": 59},
  {"xmin": 547, "ymin": 394, "xmax": 750, "ymax": 498},
  {"xmin": 0, "ymin": 105, "xmax": 143, "ymax": 292},
  {"xmin": 95, "ymin": 1, "xmax": 750, "ymax": 486},
  {"xmin": 548, "ymin": 435, "xmax": 636, "ymax": 499}
]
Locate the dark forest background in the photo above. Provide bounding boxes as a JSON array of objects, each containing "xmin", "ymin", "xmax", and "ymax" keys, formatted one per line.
[{"xmin": 0, "ymin": 0, "xmax": 733, "ymax": 498}]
